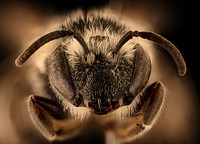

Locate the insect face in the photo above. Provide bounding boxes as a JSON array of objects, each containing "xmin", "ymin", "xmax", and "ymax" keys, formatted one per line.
[
  {"xmin": 15, "ymin": 10, "xmax": 186, "ymax": 143},
  {"xmin": 46, "ymin": 26, "xmax": 151, "ymax": 115}
]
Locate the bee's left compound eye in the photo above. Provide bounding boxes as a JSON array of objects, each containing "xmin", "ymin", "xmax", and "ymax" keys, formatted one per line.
[{"xmin": 47, "ymin": 46, "xmax": 84, "ymax": 107}]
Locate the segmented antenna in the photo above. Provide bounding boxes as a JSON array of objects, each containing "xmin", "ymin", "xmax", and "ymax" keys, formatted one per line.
[
  {"xmin": 15, "ymin": 30, "xmax": 89, "ymax": 67},
  {"xmin": 113, "ymin": 31, "xmax": 186, "ymax": 76}
]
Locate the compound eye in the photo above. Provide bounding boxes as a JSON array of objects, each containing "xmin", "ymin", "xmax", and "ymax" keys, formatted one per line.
[
  {"xmin": 129, "ymin": 44, "xmax": 151, "ymax": 99},
  {"xmin": 48, "ymin": 47, "xmax": 77, "ymax": 105}
]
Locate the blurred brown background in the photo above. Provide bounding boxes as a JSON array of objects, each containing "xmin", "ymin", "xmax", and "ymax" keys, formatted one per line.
[{"xmin": 0, "ymin": 0, "xmax": 199, "ymax": 144}]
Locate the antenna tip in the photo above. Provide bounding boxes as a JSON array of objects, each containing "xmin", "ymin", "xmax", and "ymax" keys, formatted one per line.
[
  {"xmin": 178, "ymin": 63, "xmax": 187, "ymax": 76},
  {"xmin": 15, "ymin": 58, "xmax": 23, "ymax": 67}
]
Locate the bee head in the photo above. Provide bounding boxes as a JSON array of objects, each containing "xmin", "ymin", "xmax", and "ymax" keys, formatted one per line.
[{"xmin": 15, "ymin": 30, "xmax": 186, "ymax": 116}]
